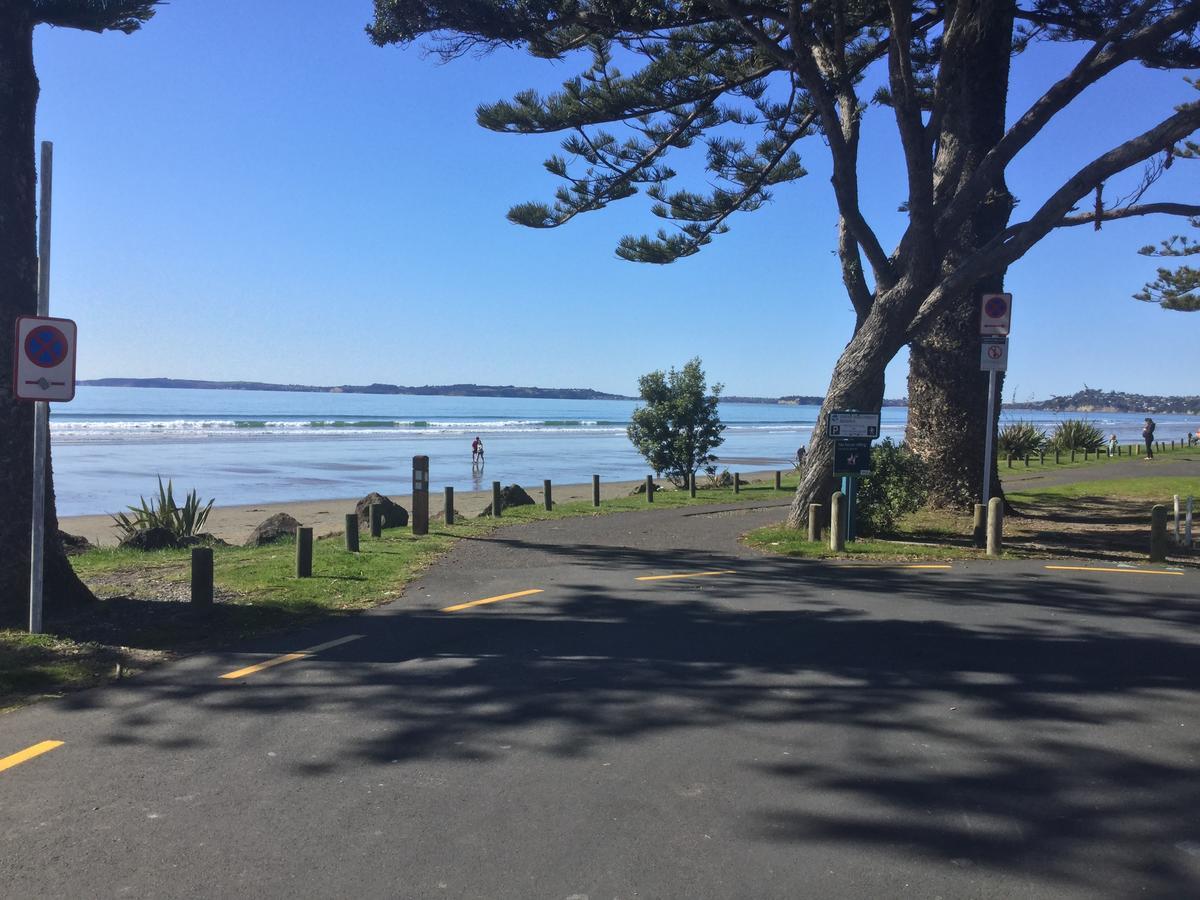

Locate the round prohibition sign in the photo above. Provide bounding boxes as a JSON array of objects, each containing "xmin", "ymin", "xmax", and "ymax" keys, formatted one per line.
[
  {"xmin": 24, "ymin": 325, "xmax": 69, "ymax": 368},
  {"xmin": 987, "ymin": 345, "xmax": 1004, "ymax": 360},
  {"xmin": 984, "ymin": 295, "xmax": 1009, "ymax": 319}
]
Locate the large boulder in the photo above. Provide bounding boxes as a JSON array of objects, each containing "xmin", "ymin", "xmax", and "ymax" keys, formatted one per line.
[
  {"xmin": 245, "ymin": 513, "xmax": 302, "ymax": 548},
  {"xmin": 478, "ymin": 484, "xmax": 535, "ymax": 517},
  {"xmin": 355, "ymin": 493, "xmax": 409, "ymax": 530},
  {"xmin": 120, "ymin": 526, "xmax": 180, "ymax": 551}
]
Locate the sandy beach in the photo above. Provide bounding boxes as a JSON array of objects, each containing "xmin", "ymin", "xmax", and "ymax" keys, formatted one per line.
[{"xmin": 61, "ymin": 468, "xmax": 789, "ymax": 548}]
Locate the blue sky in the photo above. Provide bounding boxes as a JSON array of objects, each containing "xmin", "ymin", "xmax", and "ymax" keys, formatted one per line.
[{"xmin": 32, "ymin": 1, "xmax": 1198, "ymax": 399}]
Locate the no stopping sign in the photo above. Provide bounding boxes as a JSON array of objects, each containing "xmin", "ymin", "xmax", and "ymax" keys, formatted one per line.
[{"xmin": 14, "ymin": 316, "xmax": 77, "ymax": 401}]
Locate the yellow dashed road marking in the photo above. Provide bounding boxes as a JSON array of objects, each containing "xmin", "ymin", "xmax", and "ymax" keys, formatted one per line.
[
  {"xmin": 219, "ymin": 634, "xmax": 364, "ymax": 679},
  {"xmin": 0, "ymin": 740, "xmax": 63, "ymax": 774},
  {"xmin": 442, "ymin": 589, "xmax": 544, "ymax": 613},
  {"xmin": 636, "ymin": 570, "xmax": 737, "ymax": 582},
  {"xmin": 1044, "ymin": 565, "xmax": 1183, "ymax": 577}
]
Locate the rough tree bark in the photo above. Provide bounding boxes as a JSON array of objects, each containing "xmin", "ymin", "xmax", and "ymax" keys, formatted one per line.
[{"xmin": 0, "ymin": 5, "xmax": 93, "ymax": 627}]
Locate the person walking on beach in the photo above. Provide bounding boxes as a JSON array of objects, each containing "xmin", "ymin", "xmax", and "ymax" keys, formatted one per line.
[
  {"xmin": 1142, "ymin": 417, "xmax": 1156, "ymax": 459},
  {"xmin": 1108, "ymin": 433, "xmax": 1118, "ymax": 457},
  {"xmin": 471, "ymin": 435, "xmax": 484, "ymax": 467}
]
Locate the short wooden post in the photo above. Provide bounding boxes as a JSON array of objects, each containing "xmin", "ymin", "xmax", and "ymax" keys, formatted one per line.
[
  {"xmin": 492, "ymin": 481, "xmax": 502, "ymax": 517},
  {"xmin": 689, "ymin": 471, "xmax": 696, "ymax": 498},
  {"xmin": 543, "ymin": 479, "xmax": 553, "ymax": 511},
  {"xmin": 190, "ymin": 547, "xmax": 213, "ymax": 607},
  {"xmin": 1006, "ymin": 453, "xmax": 1013, "ymax": 468},
  {"xmin": 1070, "ymin": 449, "xmax": 1076, "ymax": 463},
  {"xmin": 296, "ymin": 526, "xmax": 313, "ymax": 578},
  {"xmin": 734, "ymin": 472, "xmax": 741, "ymax": 494},
  {"xmin": 1039, "ymin": 450, "xmax": 1045, "ymax": 465},
  {"xmin": 774, "ymin": 470, "xmax": 781, "ymax": 490},
  {"xmin": 972, "ymin": 503, "xmax": 985, "ymax": 548},
  {"xmin": 369, "ymin": 503, "xmax": 383, "ymax": 538},
  {"xmin": 808, "ymin": 504, "xmax": 822, "ymax": 543},
  {"xmin": 830, "ymin": 492, "xmax": 846, "ymax": 551},
  {"xmin": 444, "ymin": 486, "xmax": 454, "ymax": 525},
  {"xmin": 1084, "ymin": 448, "xmax": 1090, "ymax": 461},
  {"xmin": 411, "ymin": 455, "xmax": 430, "ymax": 536},
  {"xmin": 592, "ymin": 474, "xmax": 600, "ymax": 507},
  {"xmin": 344, "ymin": 513, "xmax": 359, "ymax": 552},
  {"xmin": 1055, "ymin": 449, "xmax": 1060, "ymax": 465},
  {"xmin": 986, "ymin": 498, "xmax": 1003, "ymax": 558},
  {"xmin": 1024, "ymin": 455, "xmax": 1030, "ymax": 467},
  {"xmin": 1150, "ymin": 505, "xmax": 1168, "ymax": 562},
  {"xmin": 646, "ymin": 474, "xmax": 654, "ymax": 503}
]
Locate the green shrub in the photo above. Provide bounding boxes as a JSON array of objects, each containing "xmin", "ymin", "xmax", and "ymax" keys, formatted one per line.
[
  {"xmin": 855, "ymin": 439, "xmax": 929, "ymax": 537},
  {"xmin": 1047, "ymin": 419, "xmax": 1107, "ymax": 452},
  {"xmin": 112, "ymin": 477, "xmax": 215, "ymax": 541},
  {"xmin": 997, "ymin": 420, "xmax": 1048, "ymax": 458}
]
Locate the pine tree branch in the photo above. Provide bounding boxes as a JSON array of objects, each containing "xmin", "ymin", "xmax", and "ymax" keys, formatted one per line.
[{"xmin": 1055, "ymin": 201, "xmax": 1200, "ymax": 227}]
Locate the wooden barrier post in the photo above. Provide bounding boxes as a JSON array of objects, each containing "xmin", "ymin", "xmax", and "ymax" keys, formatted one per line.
[
  {"xmin": 492, "ymin": 481, "xmax": 502, "ymax": 518},
  {"xmin": 830, "ymin": 492, "xmax": 846, "ymax": 552},
  {"xmin": 986, "ymin": 498, "xmax": 1003, "ymax": 558},
  {"xmin": 689, "ymin": 471, "xmax": 697, "ymax": 498},
  {"xmin": 1150, "ymin": 505, "xmax": 1168, "ymax": 562},
  {"xmin": 191, "ymin": 547, "xmax": 213, "ymax": 607},
  {"xmin": 808, "ymin": 504, "xmax": 822, "ymax": 543},
  {"xmin": 1024, "ymin": 455, "xmax": 1030, "ymax": 467},
  {"xmin": 775, "ymin": 470, "xmax": 782, "ymax": 490},
  {"xmin": 412, "ymin": 455, "xmax": 430, "ymax": 536},
  {"xmin": 646, "ymin": 474, "xmax": 654, "ymax": 503},
  {"xmin": 1055, "ymin": 449, "xmax": 1060, "ymax": 465},
  {"xmin": 1007, "ymin": 453, "xmax": 1013, "ymax": 468},
  {"xmin": 972, "ymin": 503, "xmax": 985, "ymax": 548},
  {"xmin": 734, "ymin": 472, "xmax": 741, "ymax": 494},
  {"xmin": 444, "ymin": 486, "xmax": 454, "ymax": 525},
  {"xmin": 1071, "ymin": 449, "xmax": 1076, "ymax": 463},
  {"xmin": 1039, "ymin": 451, "xmax": 1044, "ymax": 465},
  {"xmin": 544, "ymin": 479, "xmax": 553, "ymax": 511},
  {"xmin": 369, "ymin": 503, "xmax": 383, "ymax": 538},
  {"xmin": 592, "ymin": 474, "xmax": 601, "ymax": 507},
  {"xmin": 296, "ymin": 526, "xmax": 313, "ymax": 578},
  {"xmin": 344, "ymin": 513, "xmax": 359, "ymax": 552}
]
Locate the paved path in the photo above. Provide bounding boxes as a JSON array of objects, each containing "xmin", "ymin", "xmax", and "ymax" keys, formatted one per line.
[{"xmin": 3, "ymin": 502, "xmax": 1199, "ymax": 898}]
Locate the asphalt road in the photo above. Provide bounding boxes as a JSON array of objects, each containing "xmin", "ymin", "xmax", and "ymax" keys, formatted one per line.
[{"xmin": 2, "ymin": 502, "xmax": 1198, "ymax": 898}]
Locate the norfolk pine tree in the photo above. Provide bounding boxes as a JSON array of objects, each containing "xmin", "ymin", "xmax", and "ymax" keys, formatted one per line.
[
  {"xmin": 368, "ymin": 1, "xmax": 1200, "ymax": 526},
  {"xmin": 0, "ymin": 2, "xmax": 163, "ymax": 626},
  {"xmin": 1136, "ymin": 212, "xmax": 1200, "ymax": 311},
  {"xmin": 628, "ymin": 358, "xmax": 725, "ymax": 486}
]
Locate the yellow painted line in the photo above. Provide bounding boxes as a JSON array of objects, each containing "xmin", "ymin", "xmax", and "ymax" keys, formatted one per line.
[
  {"xmin": 0, "ymin": 740, "xmax": 64, "ymax": 774},
  {"xmin": 442, "ymin": 589, "xmax": 543, "ymax": 613},
  {"xmin": 901, "ymin": 564, "xmax": 953, "ymax": 569},
  {"xmin": 1044, "ymin": 565, "xmax": 1184, "ymax": 577},
  {"xmin": 636, "ymin": 570, "xmax": 737, "ymax": 582},
  {"xmin": 219, "ymin": 634, "xmax": 364, "ymax": 680}
]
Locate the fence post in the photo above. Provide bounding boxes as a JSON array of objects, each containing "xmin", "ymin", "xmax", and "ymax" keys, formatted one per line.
[
  {"xmin": 808, "ymin": 504, "xmax": 822, "ymax": 543},
  {"xmin": 734, "ymin": 472, "xmax": 741, "ymax": 494},
  {"xmin": 369, "ymin": 503, "xmax": 383, "ymax": 538},
  {"xmin": 344, "ymin": 513, "xmax": 359, "ymax": 552},
  {"xmin": 544, "ymin": 479, "xmax": 553, "ymax": 511},
  {"xmin": 492, "ymin": 481, "xmax": 502, "ymax": 517},
  {"xmin": 191, "ymin": 547, "xmax": 213, "ymax": 607},
  {"xmin": 646, "ymin": 475, "xmax": 654, "ymax": 503},
  {"xmin": 690, "ymin": 471, "xmax": 697, "ymax": 498},
  {"xmin": 1024, "ymin": 455, "xmax": 1030, "ymax": 467},
  {"xmin": 1039, "ymin": 451, "xmax": 1044, "ymax": 465},
  {"xmin": 830, "ymin": 492, "xmax": 845, "ymax": 552},
  {"xmin": 986, "ymin": 498, "xmax": 1003, "ymax": 558},
  {"xmin": 1007, "ymin": 453, "xmax": 1013, "ymax": 468},
  {"xmin": 1055, "ymin": 449, "xmax": 1060, "ymax": 465},
  {"xmin": 972, "ymin": 503, "xmax": 985, "ymax": 548},
  {"xmin": 1150, "ymin": 505, "xmax": 1168, "ymax": 562},
  {"xmin": 1071, "ymin": 449, "xmax": 1076, "ymax": 463},
  {"xmin": 592, "ymin": 474, "xmax": 601, "ymax": 507},
  {"xmin": 775, "ymin": 470, "xmax": 781, "ymax": 490},
  {"xmin": 296, "ymin": 526, "xmax": 313, "ymax": 578},
  {"xmin": 444, "ymin": 486, "xmax": 454, "ymax": 525}
]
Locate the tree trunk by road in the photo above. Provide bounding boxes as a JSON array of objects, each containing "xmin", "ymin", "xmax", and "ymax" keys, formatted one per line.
[{"xmin": 0, "ymin": 6, "xmax": 93, "ymax": 627}]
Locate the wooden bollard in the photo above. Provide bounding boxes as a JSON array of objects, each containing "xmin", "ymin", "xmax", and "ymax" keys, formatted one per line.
[
  {"xmin": 1024, "ymin": 455, "xmax": 1030, "ymax": 467},
  {"xmin": 191, "ymin": 547, "xmax": 213, "ymax": 607},
  {"xmin": 986, "ymin": 498, "xmax": 1003, "ymax": 558},
  {"xmin": 296, "ymin": 526, "xmax": 313, "ymax": 578},
  {"xmin": 344, "ymin": 513, "xmax": 359, "ymax": 552},
  {"xmin": 544, "ymin": 479, "xmax": 553, "ymax": 511},
  {"xmin": 1150, "ymin": 505, "xmax": 1168, "ymax": 562},
  {"xmin": 734, "ymin": 472, "xmax": 741, "ymax": 494},
  {"xmin": 444, "ymin": 486, "xmax": 454, "ymax": 525},
  {"xmin": 808, "ymin": 503, "xmax": 822, "ymax": 543},
  {"xmin": 1006, "ymin": 453, "xmax": 1013, "ymax": 468},
  {"xmin": 1039, "ymin": 450, "xmax": 1045, "ymax": 465},
  {"xmin": 1070, "ymin": 449, "xmax": 1076, "ymax": 463},
  {"xmin": 830, "ymin": 492, "xmax": 846, "ymax": 551},
  {"xmin": 369, "ymin": 503, "xmax": 382, "ymax": 538},
  {"xmin": 1084, "ymin": 448, "xmax": 1090, "ymax": 461},
  {"xmin": 492, "ymin": 480, "xmax": 502, "ymax": 517},
  {"xmin": 689, "ymin": 471, "xmax": 696, "ymax": 498},
  {"xmin": 1055, "ymin": 449, "xmax": 1060, "ymax": 465},
  {"xmin": 775, "ymin": 470, "xmax": 781, "ymax": 490},
  {"xmin": 592, "ymin": 474, "xmax": 600, "ymax": 507},
  {"xmin": 972, "ymin": 503, "xmax": 985, "ymax": 548},
  {"xmin": 646, "ymin": 474, "xmax": 654, "ymax": 503}
]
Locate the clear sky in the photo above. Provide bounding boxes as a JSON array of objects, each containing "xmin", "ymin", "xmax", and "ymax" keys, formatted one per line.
[{"xmin": 32, "ymin": 1, "xmax": 1198, "ymax": 399}]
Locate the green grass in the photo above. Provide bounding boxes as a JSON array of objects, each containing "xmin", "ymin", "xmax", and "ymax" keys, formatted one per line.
[
  {"xmin": 1008, "ymin": 475, "xmax": 1200, "ymax": 504},
  {"xmin": 745, "ymin": 525, "xmax": 983, "ymax": 561},
  {"xmin": 1000, "ymin": 442, "xmax": 1198, "ymax": 477},
  {"xmin": 0, "ymin": 631, "xmax": 142, "ymax": 711}
]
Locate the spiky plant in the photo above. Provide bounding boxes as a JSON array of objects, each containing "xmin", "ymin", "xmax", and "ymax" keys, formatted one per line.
[
  {"xmin": 997, "ymin": 420, "xmax": 1048, "ymax": 458},
  {"xmin": 1047, "ymin": 419, "xmax": 1108, "ymax": 452},
  {"xmin": 112, "ymin": 477, "xmax": 215, "ymax": 542}
]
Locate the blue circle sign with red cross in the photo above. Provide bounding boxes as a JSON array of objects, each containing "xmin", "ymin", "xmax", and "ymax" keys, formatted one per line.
[
  {"xmin": 24, "ymin": 325, "xmax": 69, "ymax": 368},
  {"xmin": 983, "ymin": 295, "xmax": 1008, "ymax": 319}
]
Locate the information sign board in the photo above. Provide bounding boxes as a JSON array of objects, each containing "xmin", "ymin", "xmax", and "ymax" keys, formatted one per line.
[
  {"xmin": 980, "ymin": 335, "xmax": 1008, "ymax": 372},
  {"xmin": 827, "ymin": 410, "xmax": 881, "ymax": 439},
  {"xmin": 14, "ymin": 316, "xmax": 77, "ymax": 401},
  {"xmin": 833, "ymin": 439, "xmax": 873, "ymax": 476}
]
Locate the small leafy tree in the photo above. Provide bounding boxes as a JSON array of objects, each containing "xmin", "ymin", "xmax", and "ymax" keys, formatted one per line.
[
  {"xmin": 628, "ymin": 358, "xmax": 724, "ymax": 487},
  {"xmin": 855, "ymin": 440, "xmax": 929, "ymax": 537}
]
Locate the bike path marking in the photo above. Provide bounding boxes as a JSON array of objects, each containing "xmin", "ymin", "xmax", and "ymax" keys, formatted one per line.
[
  {"xmin": 219, "ymin": 634, "xmax": 363, "ymax": 680},
  {"xmin": 0, "ymin": 740, "xmax": 64, "ymax": 775},
  {"xmin": 442, "ymin": 589, "xmax": 543, "ymax": 613},
  {"xmin": 1044, "ymin": 565, "xmax": 1184, "ymax": 577},
  {"xmin": 636, "ymin": 570, "xmax": 737, "ymax": 582}
]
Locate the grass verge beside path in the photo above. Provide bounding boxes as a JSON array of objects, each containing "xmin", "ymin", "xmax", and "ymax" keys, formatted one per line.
[
  {"xmin": 745, "ymin": 526, "xmax": 981, "ymax": 561},
  {"xmin": 2, "ymin": 476, "xmax": 796, "ymax": 710}
]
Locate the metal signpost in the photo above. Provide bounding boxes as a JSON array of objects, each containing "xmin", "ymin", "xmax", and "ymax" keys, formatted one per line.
[
  {"xmin": 979, "ymin": 293, "xmax": 1012, "ymax": 508},
  {"xmin": 16, "ymin": 142, "xmax": 79, "ymax": 633},
  {"xmin": 828, "ymin": 409, "xmax": 880, "ymax": 542}
]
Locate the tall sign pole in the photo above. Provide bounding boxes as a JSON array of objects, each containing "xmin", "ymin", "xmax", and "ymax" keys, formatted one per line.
[
  {"xmin": 979, "ymin": 293, "xmax": 1012, "ymax": 508},
  {"xmin": 30, "ymin": 141, "xmax": 53, "ymax": 633}
]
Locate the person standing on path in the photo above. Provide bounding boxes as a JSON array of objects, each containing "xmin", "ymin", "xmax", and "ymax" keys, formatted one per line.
[{"xmin": 1143, "ymin": 417, "xmax": 1156, "ymax": 459}]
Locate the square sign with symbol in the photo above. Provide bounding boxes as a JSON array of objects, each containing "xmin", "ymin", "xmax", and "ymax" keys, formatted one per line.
[
  {"xmin": 980, "ymin": 335, "xmax": 1008, "ymax": 372},
  {"xmin": 980, "ymin": 292, "xmax": 1012, "ymax": 336},
  {"xmin": 14, "ymin": 316, "xmax": 77, "ymax": 402}
]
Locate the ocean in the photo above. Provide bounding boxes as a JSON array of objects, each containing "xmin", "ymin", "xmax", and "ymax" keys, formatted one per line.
[{"xmin": 47, "ymin": 387, "xmax": 1198, "ymax": 516}]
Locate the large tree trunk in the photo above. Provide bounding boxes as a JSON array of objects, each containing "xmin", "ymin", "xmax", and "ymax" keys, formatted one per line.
[
  {"xmin": 905, "ymin": 2, "xmax": 1015, "ymax": 509},
  {"xmin": 0, "ymin": 7, "xmax": 93, "ymax": 627}
]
